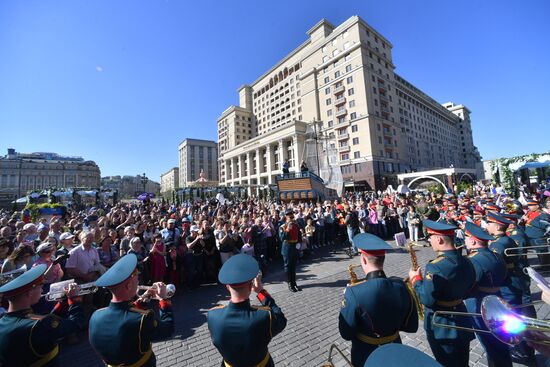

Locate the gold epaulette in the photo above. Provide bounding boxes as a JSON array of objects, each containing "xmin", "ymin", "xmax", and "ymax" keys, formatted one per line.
[
  {"xmin": 26, "ymin": 313, "xmax": 48, "ymax": 321},
  {"xmin": 349, "ymin": 280, "xmax": 366, "ymax": 287},
  {"xmin": 468, "ymin": 251, "xmax": 479, "ymax": 258},
  {"xmin": 209, "ymin": 304, "xmax": 226, "ymax": 311},
  {"xmin": 129, "ymin": 307, "xmax": 153, "ymax": 316},
  {"xmin": 430, "ymin": 256, "xmax": 445, "ymax": 264},
  {"xmin": 252, "ymin": 305, "xmax": 271, "ymax": 311}
]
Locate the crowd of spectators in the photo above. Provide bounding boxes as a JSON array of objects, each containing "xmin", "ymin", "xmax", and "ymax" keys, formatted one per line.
[{"xmin": 1, "ymin": 181, "xmax": 549, "ymax": 319}]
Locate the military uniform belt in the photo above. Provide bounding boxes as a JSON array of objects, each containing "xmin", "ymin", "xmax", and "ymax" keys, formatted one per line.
[
  {"xmin": 356, "ymin": 331, "xmax": 399, "ymax": 345},
  {"xmin": 107, "ymin": 348, "xmax": 152, "ymax": 367},
  {"xmin": 29, "ymin": 345, "xmax": 59, "ymax": 367},
  {"xmin": 223, "ymin": 353, "xmax": 270, "ymax": 367},
  {"xmin": 477, "ymin": 286, "xmax": 500, "ymax": 294},
  {"xmin": 435, "ymin": 299, "xmax": 463, "ymax": 307}
]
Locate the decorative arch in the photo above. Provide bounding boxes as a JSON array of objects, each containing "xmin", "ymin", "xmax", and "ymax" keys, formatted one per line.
[
  {"xmin": 459, "ymin": 173, "xmax": 474, "ymax": 182},
  {"xmin": 407, "ymin": 176, "xmax": 448, "ymax": 192}
]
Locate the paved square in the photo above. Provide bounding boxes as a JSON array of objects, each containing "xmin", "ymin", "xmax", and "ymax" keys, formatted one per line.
[{"xmin": 59, "ymin": 243, "xmax": 550, "ymax": 366}]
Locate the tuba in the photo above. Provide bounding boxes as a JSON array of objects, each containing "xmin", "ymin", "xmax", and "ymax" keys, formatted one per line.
[{"xmin": 405, "ymin": 242, "xmax": 424, "ymax": 320}]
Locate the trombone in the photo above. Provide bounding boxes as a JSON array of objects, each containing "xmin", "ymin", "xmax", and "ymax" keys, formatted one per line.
[
  {"xmin": 320, "ymin": 343, "xmax": 353, "ymax": 367},
  {"xmin": 433, "ymin": 295, "xmax": 550, "ymax": 346},
  {"xmin": 0, "ymin": 266, "xmax": 27, "ymax": 286}
]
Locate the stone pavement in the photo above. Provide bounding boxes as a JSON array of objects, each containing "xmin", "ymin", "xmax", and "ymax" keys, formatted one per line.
[{"xmin": 58, "ymin": 241, "xmax": 550, "ymax": 367}]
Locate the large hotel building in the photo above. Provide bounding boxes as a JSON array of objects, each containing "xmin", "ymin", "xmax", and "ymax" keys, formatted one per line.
[{"xmin": 217, "ymin": 16, "xmax": 480, "ymax": 190}]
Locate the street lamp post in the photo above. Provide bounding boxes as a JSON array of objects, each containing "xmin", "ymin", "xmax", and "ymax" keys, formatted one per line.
[{"xmin": 140, "ymin": 173, "xmax": 148, "ymax": 194}]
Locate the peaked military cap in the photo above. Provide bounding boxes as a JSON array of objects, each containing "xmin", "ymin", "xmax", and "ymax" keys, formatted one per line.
[
  {"xmin": 501, "ymin": 213, "xmax": 520, "ymax": 222},
  {"xmin": 423, "ymin": 219, "xmax": 457, "ymax": 236},
  {"xmin": 95, "ymin": 253, "xmax": 138, "ymax": 287},
  {"xmin": 365, "ymin": 344, "xmax": 443, "ymax": 367},
  {"xmin": 218, "ymin": 254, "xmax": 259, "ymax": 286},
  {"xmin": 526, "ymin": 199, "xmax": 539, "ymax": 206},
  {"xmin": 486, "ymin": 212, "xmax": 513, "ymax": 226},
  {"xmin": 485, "ymin": 203, "xmax": 501, "ymax": 211},
  {"xmin": 0, "ymin": 264, "xmax": 46, "ymax": 298},
  {"xmin": 352, "ymin": 233, "xmax": 393, "ymax": 256},
  {"xmin": 464, "ymin": 222, "xmax": 494, "ymax": 242}
]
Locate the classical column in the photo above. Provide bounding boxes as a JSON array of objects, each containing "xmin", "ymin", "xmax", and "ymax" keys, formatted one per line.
[
  {"xmin": 238, "ymin": 155, "xmax": 244, "ymax": 184},
  {"xmin": 230, "ymin": 158, "xmax": 236, "ymax": 185},
  {"xmin": 246, "ymin": 152, "xmax": 252, "ymax": 183},
  {"xmin": 293, "ymin": 136, "xmax": 301, "ymax": 173},
  {"xmin": 278, "ymin": 139, "xmax": 285, "ymax": 171},
  {"xmin": 255, "ymin": 148, "xmax": 261, "ymax": 181},
  {"xmin": 266, "ymin": 144, "xmax": 273, "ymax": 184}
]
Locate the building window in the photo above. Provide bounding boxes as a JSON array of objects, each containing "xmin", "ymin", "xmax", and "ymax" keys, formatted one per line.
[
  {"xmin": 325, "ymin": 87, "xmax": 331, "ymax": 94},
  {"xmin": 335, "ymin": 71, "xmax": 340, "ymax": 78},
  {"xmin": 354, "ymin": 163, "xmax": 362, "ymax": 172},
  {"xmin": 348, "ymin": 88, "xmax": 354, "ymax": 96},
  {"xmin": 347, "ymin": 76, "xmax": 353, "ymax": 84},
  {"xmin": 351, "ymin": 125, "xmax": 358, "ymax": 132},
  {"xmin": 341, "ymin": 153, "xmax": 349, "ymax": 161},
  {"xmin": 344, "ymin": 41, "xmax": 350, "ymax": 50},
  {"xmin": 354, "ymin": 151, "xmax": 360, "ymax": 159},
  {"xmin": 323, "ymin": 56, "xmax": 329, "ymax": 63},
  {"xmin": 324, "ymin": 76, "xmax": 330, "ymax": 84},
  {"xmin": 322, "ymin": 46, "xmax": 327, "ymax": 53},
  {"xmin": 352, "ymin": 137, "xmax": 359, "ymax": 145},
  {"xmin": 327, "ymin": 110, "xmax": 332, "ymax": 116},
  {"xmin": 350, "ymin": 112, "xmax": 357, "ymax": 119},
  {"xmin": 345, "ymin": 64, "xmax": 352, "ymax": 72},
  {"xmin": 326, "ymin": 98, "xmax": 331, "ymax": 105},
  {"xmin": 349, "ymin": 100, "xmax": 355, "ymax": 108},
  {"xmin": 328, "ymin": 120, "xmax": 333, "ymax": 127}
]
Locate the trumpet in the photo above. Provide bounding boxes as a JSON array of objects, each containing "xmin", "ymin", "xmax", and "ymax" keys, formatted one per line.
[
  {"xmin": 42, "ymin": 280, "xmax": 98, "ymax": 301},
  {"xmin": 0, "ymin": 266, "xmax": 26, "ymax": 286},
  {"xmin": 136, "ymin": 283, "xmax": 176, "ymax": 302},
  {"xmin": 433, "ymin": 295, "xmax": 550, "ymax": 346},
  {"xmin": 504, "ymin": 243, "xmax": 550, "ymax": 257}
]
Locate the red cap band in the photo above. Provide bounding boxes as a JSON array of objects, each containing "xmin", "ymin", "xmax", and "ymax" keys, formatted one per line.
[
  {"xmin": 360, "ymin": 249, "xmax": 385, "ymax": 257},
  {"xmin": 427, "ymin": 228, "xmax": 456, "ymax": 237}
]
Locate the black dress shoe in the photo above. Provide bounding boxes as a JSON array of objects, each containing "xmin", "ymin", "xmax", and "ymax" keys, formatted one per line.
[
  {"xmin": 288, "ymin": 283, "xmax": 297, "ymax": 292},
  {"xmin": 292, "ymin": 284, "xmax": 302, "ymax": 292}
]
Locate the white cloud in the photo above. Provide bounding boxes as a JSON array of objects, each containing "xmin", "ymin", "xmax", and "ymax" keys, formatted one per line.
[{"xmin": 96, "ymin": 66, "xmax": 104, "ymax": 72}]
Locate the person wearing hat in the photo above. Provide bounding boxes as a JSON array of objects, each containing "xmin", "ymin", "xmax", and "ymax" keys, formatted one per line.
[
  {"xmin": 0, "ymin": 264, "xmax": 84, "ymax": 366},
  {"xmin": 408, "ymin": 219, "xmax": 476, "ymax": 367},
  {"xmin": 89, "ymin": 254, "xmax": 174, "ymax": 367},
  {"xmin": 207, "ymin": 254, "xmax": 286, "ymax": 367},
  {"xmin": 463, "ymin": 222, "xmax": 511, "ymax": 367},
  {"xmin": 279, "ymin": 209, "xmax": 302, "ymax": 292},
  {"xmin": 364, "ymin": 343, "xmax": 442, "ymax": 367},
  {"xmin": 56, "ymin": 232, "xmax": 75, "ymax": 279},
  {"xmin": 501, "ymin": 212, "xmax": 530, "ymax": 271},
  {"xmin": 339, "ymin": 233, "xmax": 418, "ymax": 367},
  {"xmin": 186, "ymin": 224, "xmax": 205, "ymax": 289},
  {"xmin": 486, "ymin": 212, "xmax": 536, "ymax": 364},
  {"xmin": 522, "ymin": 199, "xmax": 550, "ymax": 269}
]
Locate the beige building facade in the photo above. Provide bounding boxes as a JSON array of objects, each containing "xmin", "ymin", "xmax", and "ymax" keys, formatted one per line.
[
  {"xmin": 0, "ymin": 148, "xmax": 101, "ymax": 207},
  {"xmin": 217, "ymin": 16, "xmax": 481, "ymax": 190},
  {"xmin": 178, "ymin": 139, "xmax": 218, "ymax": 187},
  {"xmin": 160, "ymin": 167, "xmax": 179, "ymax": 194}
]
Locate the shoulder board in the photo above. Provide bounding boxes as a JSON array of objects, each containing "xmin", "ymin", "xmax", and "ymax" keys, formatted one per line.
[
  {"xmin": 468, "ymin": 252, "xmax": 479, "ymax": 258},
  {"xmin": 348, "ymin": 280, "xmax": 366, "ymax": 287},
  {"xmin": 512, "ymin": 230, "xmax": 517, "ymax": 235},
  {"xmin": 209, "ymin": 305, "xmax": 226, "ymax": 311},
  {"xmin": 129, "ymin": 307, "xmax": 153, "ymax": 316},
  {"xmin": 251, "ymin": 305, "xmax": 271, "ymax": 311},
  {"xmin": 430, "ymin": 256, "xmax": 445, "ymax": 264},
  {"xmin": 26, "ymin": 313, "xmax": 48, "ymax": 321}
]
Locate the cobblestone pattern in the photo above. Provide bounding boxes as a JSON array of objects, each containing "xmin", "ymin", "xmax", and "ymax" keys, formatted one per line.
[{"xmin": 59, "ymin": 242, "xmax": 550, "ymax": 366}]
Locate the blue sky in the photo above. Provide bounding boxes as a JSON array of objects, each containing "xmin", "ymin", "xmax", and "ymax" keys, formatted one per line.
[{"xmin": 1, "ymin": 0, "xmax": 549, "ymax": 182}]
